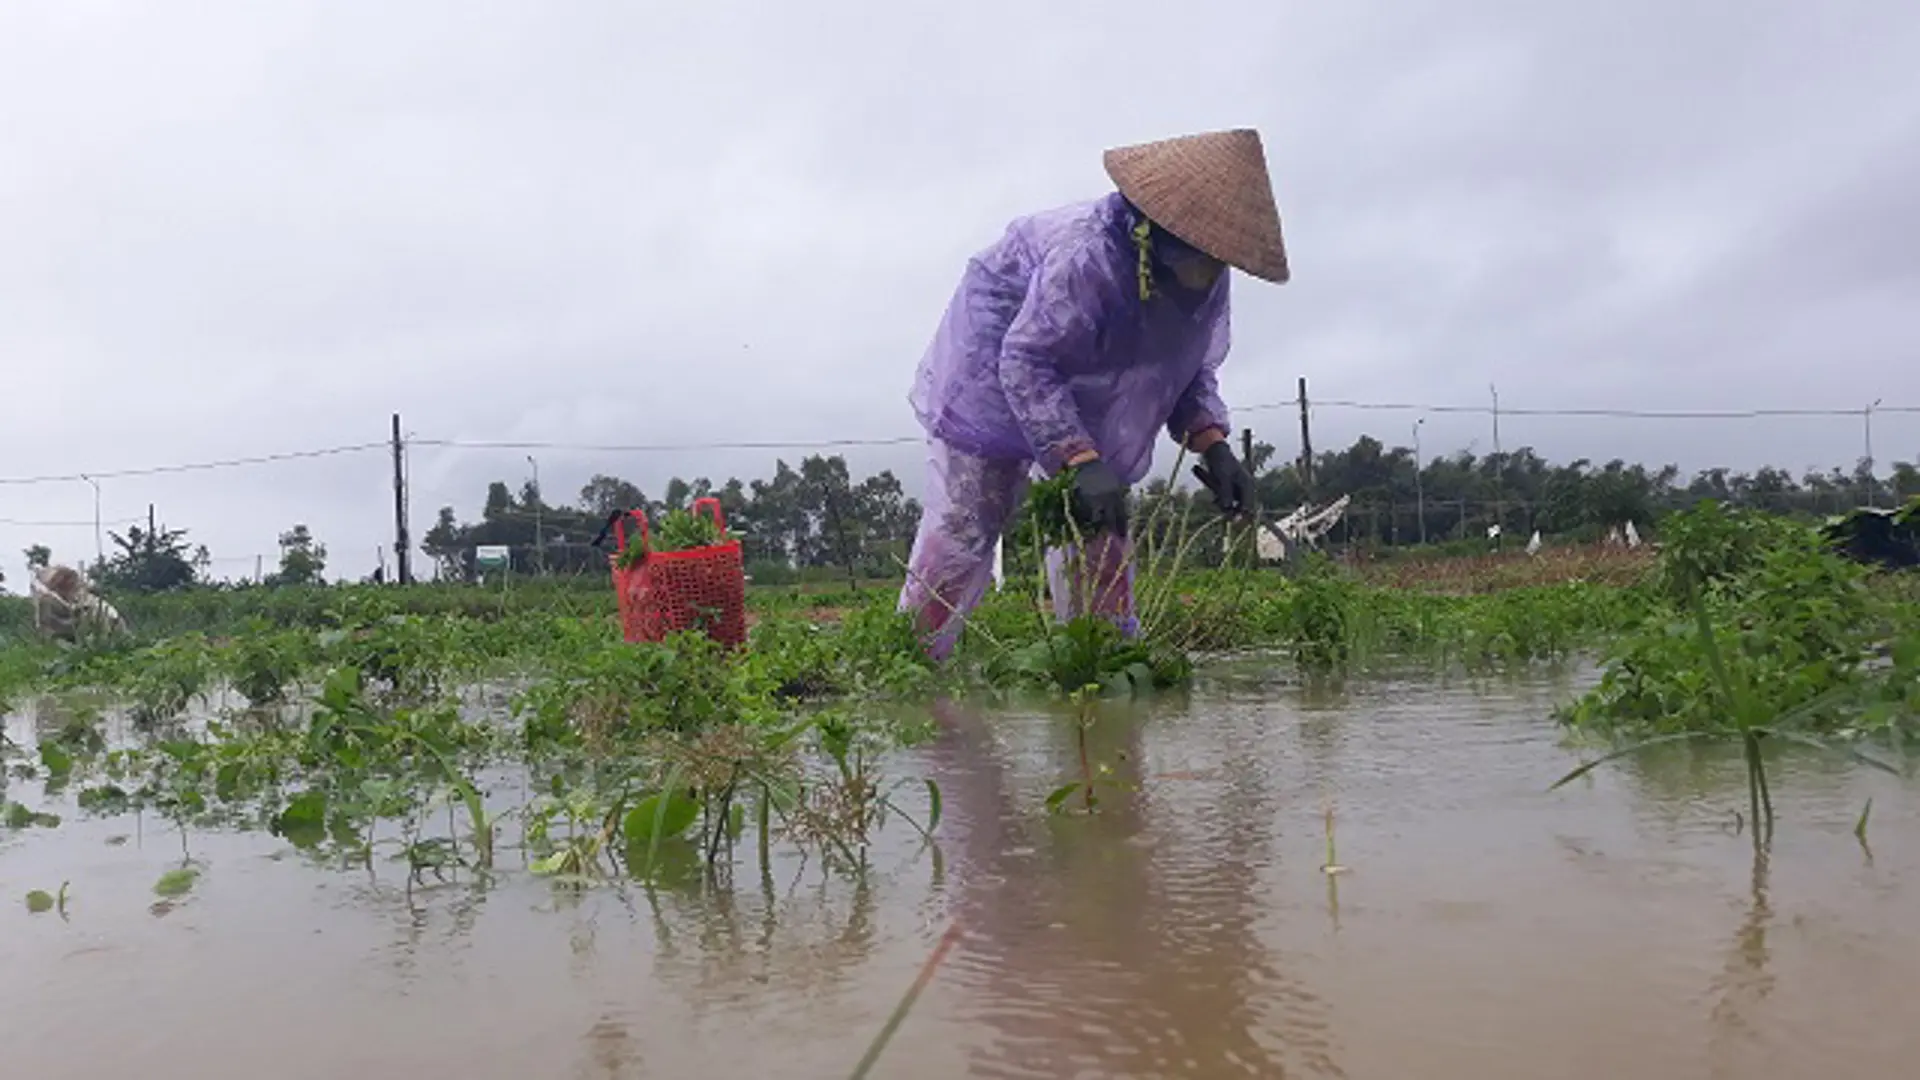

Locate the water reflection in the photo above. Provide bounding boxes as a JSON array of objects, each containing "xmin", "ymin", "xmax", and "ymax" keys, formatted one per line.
[
  {"xmin": 577, "ymin": 1012, "xmax": 643, "ymax": 1079},
  {"xmin": 924, "ymin": 697, "xmax": 1344, "ymax": 1078},
  {"xmin": 1707, "ymin": 847, "xmax": 1775, "ymax": 1079},
  {"xmin": 7, "ymin": 673, "xmax": 1920, "ymax": 1079}
]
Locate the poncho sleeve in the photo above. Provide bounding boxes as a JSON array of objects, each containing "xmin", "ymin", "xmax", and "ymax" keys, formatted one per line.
[
  {"xmin": 1166, "ymin": 292, "xmax": 1232, "ymax": 444},
  {"xmin": 996, "ymin": 242, "xmax": 1114, "ymax": 472}
]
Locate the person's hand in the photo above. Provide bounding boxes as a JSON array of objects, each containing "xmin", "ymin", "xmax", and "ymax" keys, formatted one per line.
[
  {"xmin": 1193, "ymin": 441, "xmax": 1254, "ymax": 516},
  {"xmin": 1070, "ymin": 459, "xmax": 1130, "ymax": 536}
]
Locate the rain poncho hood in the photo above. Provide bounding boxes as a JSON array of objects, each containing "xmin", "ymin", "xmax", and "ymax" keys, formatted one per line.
[{"xmin": 908, "ymin": 192, "xmax": 1231, "ymax": 483}]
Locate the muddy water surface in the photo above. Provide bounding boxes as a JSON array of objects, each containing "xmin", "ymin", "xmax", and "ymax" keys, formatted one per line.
[{"xmin": 4, "ymin": 664, "xmax": 1917, "ymax": 1079}]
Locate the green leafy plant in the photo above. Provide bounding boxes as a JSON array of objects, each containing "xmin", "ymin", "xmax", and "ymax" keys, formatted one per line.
[
  {"xmin": 1553, "ymin": 502, "xmax": 1914, "ymax": 840},
  {"xmin": 153, "ymin": 867, "xmax": 199, "ymax": 897},
  {"xmin": 611, "ymin": 508, "xmax": 727, "ymax": 570}
]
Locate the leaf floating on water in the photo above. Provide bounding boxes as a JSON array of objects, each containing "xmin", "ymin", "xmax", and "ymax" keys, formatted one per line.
[
  {"xmin": 272, "ymin": 791, "xmax": 329, "ymax": 849},
  {"xmin": 622, "ymin": 790, "xmax": 698, "ymax": 846},
  {"xmin": 923, "ymin": 779, "xmax": 942, "ymax": 835},
  {"xmin": 1044, "ymin": 783, "xmax": 1083, "ymax": 813},
  {"xmin": 39, "ymin": 743, "xmax": 73, "ymax": 778},
  {"xmin": 153, "ymin": 868, "xmax": 199, "ymax": 898},
  {"xmin": 3, "ymin": 801, "xmax": 62, "ymax": 829},
  {"xmin": 25, "ymin": 890, "xmax": 54, "ymax": 913},
  {"xmin": 76, "ymin": 785, "xmax": 130, "ymax": 813}
]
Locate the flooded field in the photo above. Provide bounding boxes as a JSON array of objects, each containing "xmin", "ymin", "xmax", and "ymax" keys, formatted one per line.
[{"xmin": 4, "ymin": 663, "xmax": 1917, "ymax": 1079}]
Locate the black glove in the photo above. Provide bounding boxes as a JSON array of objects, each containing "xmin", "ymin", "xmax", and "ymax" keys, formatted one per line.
[
  {"xmin": 1193, "ymin": 441, "xmax": 1254, "ymax": 516},
  {"xmin": 1070, "ymin": 459, "xmax": 1130, "ymax": 536}
]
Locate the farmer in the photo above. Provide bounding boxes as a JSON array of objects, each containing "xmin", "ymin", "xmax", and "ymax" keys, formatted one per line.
[{"xmin": 900, "ymin": 128, "xmax": 1289, "ymax": 660}]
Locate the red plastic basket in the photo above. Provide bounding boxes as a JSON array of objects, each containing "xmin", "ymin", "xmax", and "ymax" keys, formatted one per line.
[{"xmin": 611, "ymin": 497, "xmax": 747, "ymax": 648}]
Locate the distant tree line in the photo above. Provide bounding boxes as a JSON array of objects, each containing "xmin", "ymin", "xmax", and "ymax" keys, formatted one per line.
[
  {"xmin": 19, "ymin": 519, "xmax": 326, "ymax": 597},
  {"xmin": 1245, "ymin": 436, "xmax": 1916, "ymax": 549},
  {"xmin": 420, "ymin": 453, "xmax": 922, "ymax": 585},
  {"xmin": 17, "ymin": 438, "xmax": 1916, "ymax": 595}
]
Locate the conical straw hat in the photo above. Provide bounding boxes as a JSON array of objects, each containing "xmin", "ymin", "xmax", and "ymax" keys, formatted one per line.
[{"xmin": 1103, "ymin": 128, "xmax": 1289, "ymax": 284}]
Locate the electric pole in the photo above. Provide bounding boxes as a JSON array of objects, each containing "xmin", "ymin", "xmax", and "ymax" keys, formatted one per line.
[
  {"xmin": 79, "ymin": 474, "xmax": 102, "ymax": 569},
  {"xmin": 1413, "ymin": 417, "xmax": 1427, "ymax": 545},
  {"xmin": 1490, "ymin": 384, "xmax": 1503, "ymax": 550},
  {"xmin": 527, "ymin": 454, "xmax": 544, "ymax": 576},
  {"xmin": 1865, "ymin": 398, "xmax": 1882, "ymax": 507},
  {"xmin": 1297, "ymin": 376, "xmax": 1314, "ymax": 498},
  {"xmin": 391, "ymin": 413, "xmax": 411, "ymax": 584}
]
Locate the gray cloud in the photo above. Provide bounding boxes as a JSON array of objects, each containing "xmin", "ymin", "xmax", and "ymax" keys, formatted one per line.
[{"xmin": 4, "ymin": 0, "xmax": 1918, "ymax": 585}]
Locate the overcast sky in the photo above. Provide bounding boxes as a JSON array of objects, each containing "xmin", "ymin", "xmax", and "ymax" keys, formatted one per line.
[{"xmin": 4, "ymin": 0, "xmax": 1918, "ymax": 587}]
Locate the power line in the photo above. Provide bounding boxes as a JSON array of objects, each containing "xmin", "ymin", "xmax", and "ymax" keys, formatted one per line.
[
  {"xmin": 0, "ymin": 515, "xmax": 145, "ymax": 529},
  {"xmin": 2, "ymin": 396, "xmax": 1917, "ymax": 489},
  {"xmin": 1300, "ymin": 399, "xmax": 1920, "ymax": 420},
  {"xmin": 0, "ymin": 442, "xmax": 388, "ymax": 486},
  {"xmin": 414, "ymin": 435, "xmax": 923, "ymax": 454}
]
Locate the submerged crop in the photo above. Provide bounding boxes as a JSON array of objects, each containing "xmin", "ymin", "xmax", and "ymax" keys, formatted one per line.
[
  {"xmin": 0, "ymin": 537, "xmax": 1682, "ymax": 860},
  {"xmin": 1554, "ymin": 501, "xmax": 1918, "ymax": 842}
]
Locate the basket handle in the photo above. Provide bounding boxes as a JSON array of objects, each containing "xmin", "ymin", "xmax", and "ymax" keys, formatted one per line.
[
  {"xmin": 691, "ymin": 496, "xmax": 728, "ymax": 534},
  {"xmin": 613, "ymin": 508, "xmax": 651, "ymax": 555}
]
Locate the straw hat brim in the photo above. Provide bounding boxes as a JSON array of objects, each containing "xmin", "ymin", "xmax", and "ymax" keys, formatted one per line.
[{"xmin": 1103, "ymin": 128, "xmax": 1289, "ymax": 284}]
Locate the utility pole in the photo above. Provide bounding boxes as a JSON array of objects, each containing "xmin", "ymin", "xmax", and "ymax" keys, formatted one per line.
[
  {"xmin": 78, "ymin": 474, "xmax": 103, "ymax": 569},
  {"xmin": 1864, "ymin": 399, "xmax": 1882, "ymax": 507},
  {"xmin": 1297, "ymin": 376, "xmax": 1314, "ymax": 498},
  {"xmin": 1490, "ymin": 383, "xmax": 1503, "ymax": 550},
  {"xmin": 391, "ymin": 413, "xmax": 412, "ymax": 584},
  {"xmin": 1413, "ymin": 417, "xmax": 1427, "ymax": 545},
  {"xmin": 527, "ymin": 454, "xmax": 544, "ymax": 576}
]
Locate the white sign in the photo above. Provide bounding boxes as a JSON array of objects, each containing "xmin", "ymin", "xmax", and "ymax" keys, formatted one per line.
[{"xmin": 474, "ymin": 545, "xmax": 510, "ymax": 570}]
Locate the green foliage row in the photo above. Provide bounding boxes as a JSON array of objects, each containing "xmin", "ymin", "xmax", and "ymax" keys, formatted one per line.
[{"xmin": 1563, "ymin": 501, "xmax": 1920, "ymax": 742}]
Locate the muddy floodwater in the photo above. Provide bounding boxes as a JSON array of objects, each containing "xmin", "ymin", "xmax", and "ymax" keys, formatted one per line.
[{"xmin": 5, "ymin": 662, "xmax": 1918, "ymax": 1079}]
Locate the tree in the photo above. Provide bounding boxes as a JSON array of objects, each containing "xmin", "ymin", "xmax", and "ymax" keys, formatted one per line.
[
  {"xmin": 483, "ymin": 482, "xmax": 516, "ymax": 520},
  {"xmin": 271, "ymin": 524, "xmax": 328, "ymax": 587},
  {"xmin": 578, "ymin": 475, "xmax": 648, "ymax": 518},
  {"xmin": 421, "ymin": 507, "xmax": 463, "ymax": 579},
  {"xmin": 96, "ymin": 519, "xmax": 202, "ymax": 594},
  {"xmin": 1892, "ymin": 461, "xmax": 1920, "ymax": 500},
  {"xmin": 24, "ymin": 545, "xmax": 51, "ymax": 570}
]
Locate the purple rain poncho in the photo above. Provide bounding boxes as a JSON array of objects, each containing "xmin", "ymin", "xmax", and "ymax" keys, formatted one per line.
[{"xmin": 899, "ymin": 192, "xmax": 1234, "ymax": 659}]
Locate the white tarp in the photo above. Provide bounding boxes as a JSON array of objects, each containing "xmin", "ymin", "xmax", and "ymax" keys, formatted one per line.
[
  {"xmin": 30, "ymin": 565, "xmax": 125, "ymax": 641},
  {"xmin": 1272, "ymin": 495, "xmax": 1350, "ymax": 545}
]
